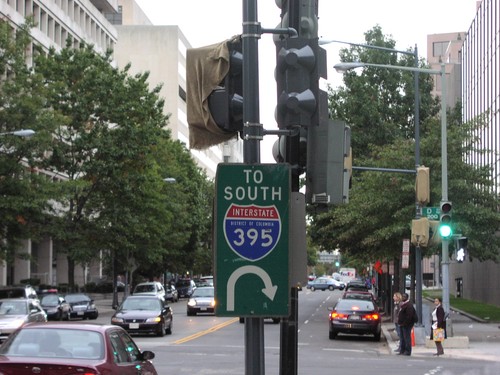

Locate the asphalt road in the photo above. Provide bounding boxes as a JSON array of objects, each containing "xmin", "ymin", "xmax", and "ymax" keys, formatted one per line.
[{"xmin": 88, "ymin": 290, "xmax": 500, "ymax": 374}]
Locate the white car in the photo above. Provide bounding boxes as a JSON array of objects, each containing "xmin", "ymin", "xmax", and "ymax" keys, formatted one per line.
[{"xmin": 133, "ymin": 282, "xmax": 166, "ymax": 301}]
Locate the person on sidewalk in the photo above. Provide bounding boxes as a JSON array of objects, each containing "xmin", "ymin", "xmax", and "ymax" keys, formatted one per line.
[
  {"xmin": 397, "ymin": 293, "xmax": 418, "ymax": 356},
  {"xmin": 393, "ymin": 292, "xmax": 403, "ymax": 352},
  {"xmin": 431, "ymin": 297, "xmax": 446, "ymax": 356}
]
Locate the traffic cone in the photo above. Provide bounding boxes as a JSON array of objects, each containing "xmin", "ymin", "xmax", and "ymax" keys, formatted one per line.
[{"xmin": 411, "ymin": 327, "xmax": 416, "ymax": 346}]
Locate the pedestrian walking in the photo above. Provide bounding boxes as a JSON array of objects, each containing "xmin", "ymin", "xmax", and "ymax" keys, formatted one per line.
[
  {"xmin": 397, "ymin": 293, "xmax": 418, "ymax": 356},
  {"xmin": 431, "ymin": 297, "xmax": 446, "ymax": 356},
  {"xmin": 393, "ymin": 292, "xmax": 403, "ymax": 352}
]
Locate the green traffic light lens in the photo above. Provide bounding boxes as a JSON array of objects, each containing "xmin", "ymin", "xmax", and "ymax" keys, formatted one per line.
[{"xmin": 439, "ymin": 225, "xmax": 452, "ymax": 238}]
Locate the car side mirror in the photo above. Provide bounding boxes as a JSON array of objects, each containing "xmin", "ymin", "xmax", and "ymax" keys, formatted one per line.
[{"xmin": 142, "ymin": 350, "xmax": 155, "ymax": 360}]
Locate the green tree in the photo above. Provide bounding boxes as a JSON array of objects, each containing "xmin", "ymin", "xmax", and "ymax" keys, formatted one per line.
[
  {"xmin": 0, "ymin": 21, "xmax": 55, "ymax": 269},
  {"xmin": 33, "ymin": 42, "xmax": 175, "ymax": 289},
  {"xmin": 309, "ymin": 26, "xmax": 500, "ymax": 274}
]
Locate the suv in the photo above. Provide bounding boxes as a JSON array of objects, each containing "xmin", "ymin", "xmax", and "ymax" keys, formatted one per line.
[
  {"xmin": 175, "ymin": 279, "xmax": 196, "ymax": 298},
  {"xmin": 0, "ymin": 285, "xmax": 38, "ymax": 301},
  {"xmin": 132, "ymin": 282, "xmax": 166, "ymax": 301}
]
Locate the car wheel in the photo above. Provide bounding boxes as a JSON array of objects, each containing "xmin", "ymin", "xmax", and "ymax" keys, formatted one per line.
[
  {"xmin": 374, "ymin": 330, "xmax": 381, "ymax": 341},
  {"xmin": 310, "ymin": 286, "xmax": 315, "ymax": 291},
  {"xmin": 328, "ymin": 286, "xmax": 334, "ymax": 291},
  {"xmin": 56, "ymin": 310, "xmax": 63, "ymax": 321},
  {"xmin": 187, "ymin": 310, "xmax": 195, "ymax": 316},
  {"xmin": 157, "ymin": 322, "xmax": 166, "ymax": 337},
  {"xmin": 239, "ymin": 317, "xmax": 244, "ymax": 323},
  {"xmin": 166, "ymin": 319, "xmax": 173, "ymax": 335},
  {"xmin": 329, "ymin": 330, "xmax": 337, "ymax": 340}
]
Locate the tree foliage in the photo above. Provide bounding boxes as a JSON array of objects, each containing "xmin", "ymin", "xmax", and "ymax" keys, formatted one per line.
[
  {"xmin": 1, "ymin": 22, "xmax": 214, "ymax": 287},
  {"xmin": 309, "ymin": 26, "xmax": 500, "ymax": 270}
]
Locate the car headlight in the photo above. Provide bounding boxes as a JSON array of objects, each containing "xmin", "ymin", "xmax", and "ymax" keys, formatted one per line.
[
  {"xmin": 187, "ymin": 299, "xmax": 197, "ymax": 307},
  {"xmin": 146, "ymin": 317, "xmax": 162, "ymax": 323},
  {"xmin": 111, "ymin": 317, "xmax": 124, "ymax": 324}
]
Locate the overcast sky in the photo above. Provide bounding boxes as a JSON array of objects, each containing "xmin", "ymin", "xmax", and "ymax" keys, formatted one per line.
[{"xmin": 135, "ymin": 0, "xmax": 480, "ymax": 162}]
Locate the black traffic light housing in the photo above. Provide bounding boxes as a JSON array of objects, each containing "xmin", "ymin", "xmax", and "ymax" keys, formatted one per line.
[
  {"xmin": 275, "ymin": 37, "xmax": 325, "ymax": 129},
  {"xmin": 456, "ymin": 237, "xmax": 468, "ymax": 263},
  {"xmin": 207, "ymin": 39, "xmax": 243, "ymax": 133},
  {"xmin": 439, "ymin": 201, "xmax": 452, "ymax": 239}
]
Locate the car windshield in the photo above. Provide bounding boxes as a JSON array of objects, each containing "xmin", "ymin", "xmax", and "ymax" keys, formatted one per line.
[
  {"xmin": 192, "ymin": 288, "xmax": 214, "ymax": 298},
  {"xmin": 134, "ymin": 284, "xmax": 156, "ymax": 293},
  {"xmin": 335, "ymin": 300, "xmax": 375, "ymax": 311},
  {"xmin": 41, "ymin": 295, "xmax": 60, "ymax": 306},
  {"xmin": 122, "ymin": 298, "xmax": 161, "ymax": 311},
  {"xmin": 176, "ymin": 280, "xmax": 191, "ymax": 288},
  {"xmin": 0, "ymin": 328, "xmax": 104, "ymax": 359},
  {"xmin": 65, "ymin": 294, "xmax": 90, "ymax": 303},
  {"xmin": 0, "ymin": 300, "xmax": 27, "ymax": 315}
]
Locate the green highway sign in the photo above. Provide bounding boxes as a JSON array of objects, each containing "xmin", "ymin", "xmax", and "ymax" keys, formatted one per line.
[
  {"xmin": 214, "ymin": 164, "xmax": 290, "ymax": 317},
  {"xmin": 422, "ymin": 207, "xmax": 440, "ymax": 220}
]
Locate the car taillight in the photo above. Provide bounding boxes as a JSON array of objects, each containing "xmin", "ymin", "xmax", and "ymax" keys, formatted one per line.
[
  {"xmin": 363, "ymin": 314, "xmax": 380, "ymax": 320},
  {"xmin": 330, "ymin": 312, "xmax": 348, "ymax": 320}
]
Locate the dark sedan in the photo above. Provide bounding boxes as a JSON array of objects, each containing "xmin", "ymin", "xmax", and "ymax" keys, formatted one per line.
[
  {"xmin": 111, "ymin": 295, "xmax": 173, "ymax": 337},
  {"xmin": 64, "ymin": 293, "xmax": 99, "ymax": 320},
  {"xmin": 328, "ymin": 298, "xmax": 382, "ymax": 341},
  {"xmin": 40, "ymin": 294, "xmax": 71, "ymax": 321},
  {"xmin": 0, "ymin": 323, "xmax": 158, "ymax": 374}
]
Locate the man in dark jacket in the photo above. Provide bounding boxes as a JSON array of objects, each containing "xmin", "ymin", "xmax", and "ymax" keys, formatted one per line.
[{"xmin": 397, "ymin": 293, "xmax": 417, "ymax": 356}]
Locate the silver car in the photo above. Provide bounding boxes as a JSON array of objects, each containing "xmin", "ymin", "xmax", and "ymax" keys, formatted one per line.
[{"xmin": 0, "ymin": 299, "xmax": 47, "ymax": 342}]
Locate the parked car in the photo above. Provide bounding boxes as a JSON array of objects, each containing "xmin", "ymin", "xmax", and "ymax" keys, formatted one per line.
[
  {"xmin": 111, "ymin": 295, "xmax": 173, "ymax": 337},
  {"xmin": 40, "ymin": 294, "xmax": 71, "ymax": 321},
  {"xmin": 0, "ymin": 299, "xmax": 47, "ymax": 343},
  {"xmin": 0, "ymin": 323, "xmax": 158, "ymax": 374},
  {"xmin": 328, "ymin": 298, "xmax": 382, "ymax": 341},
  {"xmin": 187, "ymin": 286, "xmax": 215, "ymax": 316},
  {"xmin": 64, "ymin": 293, "xmax": 98, "ymax": 320},
  {"xmin": 176, "ymin": 278, "xmax": 196, "ymax": 298},
  {"xmin": 307, "ymin": 277, "xmax": 345, "ymax": 291},
  {"xmin": 133, "ymin": 281, "xmax": 166, "ymax": 301},
  {"xmin": 166, "ymin": 284, "xmax": 179, "ymax": 302},
  {"xmin": 0, "ymin": 285, "xmax": 38, "ymax": 301}
]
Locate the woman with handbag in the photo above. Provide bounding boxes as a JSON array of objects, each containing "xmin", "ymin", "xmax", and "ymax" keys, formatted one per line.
[{"xmin": 431, "ymin": 297, "xmax": 446, "ymax": 356}]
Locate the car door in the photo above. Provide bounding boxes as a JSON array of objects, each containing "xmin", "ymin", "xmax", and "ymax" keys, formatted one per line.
[{"xmin": 108, "ymin": 329, "xmax": 157, "ymax": 374}]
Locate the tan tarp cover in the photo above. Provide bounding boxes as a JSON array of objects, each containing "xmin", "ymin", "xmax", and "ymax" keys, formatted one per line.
[{"xmin": 186, "ymin": 35, "xmax": 240, "ymax": 150}]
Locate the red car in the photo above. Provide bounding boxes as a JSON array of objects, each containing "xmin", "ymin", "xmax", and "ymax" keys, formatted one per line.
[{"xmin": 0, "ymin": 322, "xmax": 158, "ymax": 374}]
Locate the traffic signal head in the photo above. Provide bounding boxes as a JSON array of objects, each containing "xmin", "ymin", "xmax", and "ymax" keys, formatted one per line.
[
  {"xmin": 275, "ymin": 37, "xmax": 326, "ymax": 129},
  {"xmin": 207, "ymin": 39, "xmax": 243, "ymax": 132},
  {"xmin": 439, "ymin": 201, "xmax": 452, "ymax": 239},
  {"xmin": 456, "ymin": 237, "xmax": 468, "ymax": 263},
  {"xmin": 186, "ymin": 36, "xmax": 243, "ymax": 150}
]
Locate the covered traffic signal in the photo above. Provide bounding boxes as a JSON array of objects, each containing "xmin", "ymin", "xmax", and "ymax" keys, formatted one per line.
[
  {"xmin": 186, "ymin": 36, "xmax": 243, "ymax": 149},
  {"xmin": 439, "ymin": 201, "xmax": 452, "ymax": 239},
  {"xmin": 275, "ymin": 37, "xmax": 326, "ymax": 129}
]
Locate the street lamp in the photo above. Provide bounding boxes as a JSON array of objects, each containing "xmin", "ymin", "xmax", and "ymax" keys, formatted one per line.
[
  {"xmin": 334, "ymin": 61, "xmax": 450, "ymax": 318},
  {"xmin": 0, "ymin": 129, "xmax": 35, "ymax": 138}
]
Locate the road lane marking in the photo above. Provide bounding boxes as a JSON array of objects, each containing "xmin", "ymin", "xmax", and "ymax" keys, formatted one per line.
[{"xmin": 173, "ymin": 317, "xmax": 239, "ymax": 344}]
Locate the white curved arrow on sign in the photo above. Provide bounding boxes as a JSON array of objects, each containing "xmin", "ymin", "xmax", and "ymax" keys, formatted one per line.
[{"xmin": 226, "ymin": 265, "xmax": 278, "ymax": 311}]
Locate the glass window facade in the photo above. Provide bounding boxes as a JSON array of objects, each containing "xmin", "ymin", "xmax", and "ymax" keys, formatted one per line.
[{"xmin": 462, "ymin": 0, "xmax": 500, "ymax": 196}]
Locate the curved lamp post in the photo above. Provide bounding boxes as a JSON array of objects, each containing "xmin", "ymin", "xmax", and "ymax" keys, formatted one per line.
[
  {"xmin": 334, "ymin": 61, "xmax": 450, "ymax": 320},
  {"xmin": 0, "ymin": 129, "xmax": 35, "ymax": 138}
]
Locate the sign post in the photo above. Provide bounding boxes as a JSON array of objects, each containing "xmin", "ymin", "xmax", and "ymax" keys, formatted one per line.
[{"xmin": 215, "ymin": 164, "xmax": 290, "ymax": 318}]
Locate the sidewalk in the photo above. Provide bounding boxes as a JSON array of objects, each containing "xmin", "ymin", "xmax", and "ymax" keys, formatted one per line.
[{"xmin": 382, "ymin": 299, "xmax": 500, "ymax": 362}]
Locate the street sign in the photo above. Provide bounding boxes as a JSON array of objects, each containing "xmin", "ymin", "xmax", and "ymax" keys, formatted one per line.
[
  {"xmin": 214, "ymin": 164, "xmax": 290, "ymax": 317},
  {"xmin": 421, "ymin": 206, "xmax": 440, "ymax": 220}
]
